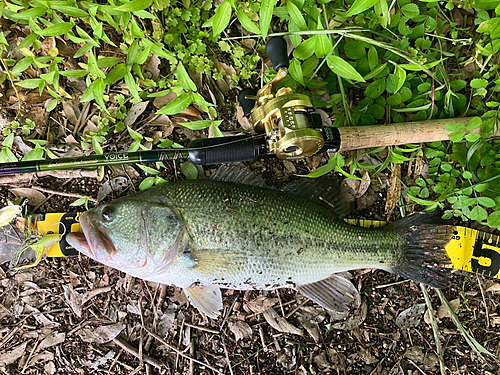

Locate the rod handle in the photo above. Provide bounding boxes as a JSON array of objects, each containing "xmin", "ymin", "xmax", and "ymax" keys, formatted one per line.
[
  {"xmin": 188, "ymin": 136, "xmax": 266, "ymax": 165},
  {"xmin": 266, "ymin": 36, "xmax": 289, "ymax": 71}
]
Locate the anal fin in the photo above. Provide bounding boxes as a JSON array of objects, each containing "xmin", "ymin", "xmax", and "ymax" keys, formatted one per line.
[
  {"xmin": 296, "ymin": 274, "xmax": 361, "ymax": 312},
  {"xmin": 184, "ymin": 285, "xmax": 223, "ymax": 319}
]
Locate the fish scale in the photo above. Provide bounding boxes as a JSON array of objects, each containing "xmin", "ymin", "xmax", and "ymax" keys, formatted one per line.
[{"xmin": 67, "ymin": 178, "xmax": 453, "ymax": 318}]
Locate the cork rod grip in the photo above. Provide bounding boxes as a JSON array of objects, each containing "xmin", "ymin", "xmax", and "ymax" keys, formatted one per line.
[{"xmin": 337, "ymin": 117, "xmax": 500, "ymax": 151}]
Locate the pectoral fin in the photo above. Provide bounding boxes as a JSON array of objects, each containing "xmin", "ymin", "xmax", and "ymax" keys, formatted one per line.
[
  {"xmin": 297, "ymin": 274, "xmax": 361, "ymax": 312},
  {"xmin": 184, "ymin": 285, "xmax": 223, "ymax": 319}
]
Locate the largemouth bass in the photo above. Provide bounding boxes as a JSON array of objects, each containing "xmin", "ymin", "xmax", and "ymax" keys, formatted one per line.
[{"xmin": 67, "ymin": 174, "xmax": 452, "ymax": 318}]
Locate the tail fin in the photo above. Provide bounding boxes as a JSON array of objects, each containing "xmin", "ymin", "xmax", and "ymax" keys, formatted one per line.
[{"xmin": 387, "ymin": 212, "xmax": 453, "ymax": 289}]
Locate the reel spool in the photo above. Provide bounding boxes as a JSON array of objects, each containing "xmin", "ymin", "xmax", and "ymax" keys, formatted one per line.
[{"xmin": 239, "ymin": 37, "xmax": 325, "ymax": 160}]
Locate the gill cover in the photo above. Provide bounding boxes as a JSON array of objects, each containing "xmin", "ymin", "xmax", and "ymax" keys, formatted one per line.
[{"xmin": 72, "ymin": 199, "xmax": 184, "ymax": 277}]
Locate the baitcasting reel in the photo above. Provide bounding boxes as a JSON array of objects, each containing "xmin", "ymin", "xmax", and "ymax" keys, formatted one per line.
[
  {"xmin": 188, "ymin": 37, "xmax": 340, "ymax": 165},
  {"xmin": 238, "ymin": 37, "xmax": 328, "ymax": 160}
]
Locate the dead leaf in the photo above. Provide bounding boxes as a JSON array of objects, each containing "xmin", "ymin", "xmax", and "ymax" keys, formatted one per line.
[
  {"xmin": 97, "ymin": 177, "xmax": 129, "ymax": 201},
  {"xmin": 40, "ymin": 37, "xmax": 56, "ymax": 56},
  {"xmin": 235, "ymin": 104, "xmax": 253, "ymax": 130},
  {"xmin": 245, "ymin": 296, "xmax": 278, "ymax": 314},
  {"xmin": 13, "ymin": 135, "xmax": 32, "ymax": 155},
  {"xmin": 153, "ymin": 91, "xmax": 178, "ymax": 109},
  {"xmin": 38, "ymin": 332, "xmax": 66, "ymax": 351},
  {"xmin": 145, "ymin": 55, "xmax": 161, "ymax": 80},
  {"xmin": 44, "ymin": 361, "xmax": 56, "ymax": 375},
  {"xmin": 63, "ymin": 284, "xmax": 83, "ymax": 318},
  {"xmin": 385, "ymin": 163, "xmax": 401, "ymax": 218},
  {"xmin": 228, "ymin": 319, "xmax": 253, "ymax": 342},
  {"xmin": 437, "ymin": 298, "xmax": 460, "ymax": 319},
  {"xmin": 0, "ymin": 341, "xmax": 28, "ymax": 366},
  {"xmin": 262, "ymin": 307, "xmax": 303, "ymax": 335},
  {"xmin": 486, "ymin": 282, "xmax": 500, "ymax": 293},
  {"xmin": 313, "ymin": 351, "xmax": 331, "ymax": 370},
  {"xmin": 10, "ymin": 188, "xmax": 47, "ymax": 207},
  {"xmin": 124, "ymin": 101, "xmax": 149, "ymax": 128},
  {"xmin": 62, "ymin": 101, "xmax": 80, "ymax": 126},
  {"xmin": 396, "ymin": 303, "xmax": 426, "ymax": 329},
  {"xmin": 332, "ymin": 301, "xmax": 368, "ymax": 330},
  {"xmin": 77, "ymin": 323, "xmax": 125, "ymax": 344},
  {"xmin": 404, "ymin": 346, "xmax": 439, "ymax": 371}
]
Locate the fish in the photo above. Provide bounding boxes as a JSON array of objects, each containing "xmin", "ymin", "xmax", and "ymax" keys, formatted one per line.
[{"xmin": 66, "ymin": 169, "xmax": 453, "ymax": 318}]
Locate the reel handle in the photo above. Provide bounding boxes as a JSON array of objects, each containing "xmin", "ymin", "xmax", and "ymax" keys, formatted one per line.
[
  {"xmin": 188, "ymin": 135, "xmax": 269, "ymax": 165},
  {"xmin": 266, "ymin": 37, "xmax": 289, "ymax": 70},
  {"xmin": 238, "ymin": 88, "xmax": 257, "ymax": 117}
]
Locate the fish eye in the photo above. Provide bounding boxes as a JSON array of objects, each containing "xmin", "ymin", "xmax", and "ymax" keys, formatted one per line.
[{"xmin": 101, "ymin": 207, "xmax": 113, "ymax": 222}]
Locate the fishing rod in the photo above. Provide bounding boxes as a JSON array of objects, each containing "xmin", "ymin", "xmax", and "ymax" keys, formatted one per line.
[{"xmin": 1, "ymin": 37, "xmax": 499, "ymax": 177}]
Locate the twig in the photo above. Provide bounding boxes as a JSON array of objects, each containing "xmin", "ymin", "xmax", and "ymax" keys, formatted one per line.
[
  {"xmin": 143, "ymin": 327, "xmax": 223, "ymax": 374},
  {"xmin": 189, "ymin": 339, "xmax": 195, "ymax": 375},
  {"xmin": 112, "ymin": 336, "xmax": 164, "ymax": 369},
  {"xmin": 276, "ymin": 289, "xmax": 285, "ymax": 317},
  {"xmin": 476, "ymin": 274, "xmax": 490, "ymax": 329},
  {"xmin": 31, "ymin": 186, "xmax": 98, "ymax": 203},
  {"xmin": 420, "ymin": 284, "xmax": 446, "ymax": 375},
  {"xmin": 221, "ymin": 336, "xmax": 234, "ymax": 375},
  {"xmin": 184, "ymin": 323, "xmax": 219, "ymax": 335}
]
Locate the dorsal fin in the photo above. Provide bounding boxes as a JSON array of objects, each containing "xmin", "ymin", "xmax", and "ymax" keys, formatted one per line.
[
  {"xmin": 210, "ymin": 164, "xmax": 271, "ymax": 188},
  {"xmin": 283, "ymin": 176, "xmax": 354, "ymax": 218}
]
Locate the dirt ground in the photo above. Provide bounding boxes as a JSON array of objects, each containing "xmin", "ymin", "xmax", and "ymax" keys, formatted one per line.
[{"xmin": 1, "ymin": 155, "xmax": 499, "ymax": 375}]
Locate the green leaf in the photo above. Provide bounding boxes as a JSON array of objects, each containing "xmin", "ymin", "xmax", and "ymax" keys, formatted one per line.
[
  {"xmin": 0, "ymin": 147, "xmax": 17, "ymax": 163},
  {"xmin": 37, "ymin": 22, "xmax": 72, "ymax": 37},
  {"xmin": 2, "ymin": 133, "xmax": 14, "ymax": 148},
  {"xmin": 368, "ymin": 46, "xmax": 378, "ymax": 70},
  {"xmin": 213, "ymin": 1, "xmax": 232, "ymax": 35},
  {"xmin": 127, "ymin": 126, "xmax": 143, "ymax": 141},
  {"xmin": 327, "ymin": 55, "xmax": 365, "ymax": 82},
  {"xmin": 47, "ymin": 99, "xmax": 58, "ymax": 112},
  {"xmin": 60, "ymin": 70, "xmax": 88, "ymax": 78},
  {"xmin": 445, "ymin": 123, "xmax": 466, "ymax": 131},
  {"xmin": 474, "ymin": 183, "xmax": 489, "ymax": 192},
  {"xmin": 365, "ymin": 79, "xmax": 386, "ymax": 99},
  {"xmin": 176, "ymin": 63, "xmax": 197, "ymax": 92},
  {"xmin": 70, "ymin": 197, "xmax": 90, "ymax": 207},
  {"xmin": 137, "ymin": 164, "xmax": 160, "ymax": 175},
  {"xmin": 363, "ymin": 62, "xmax": 387, "ymax": 80},
  {"xmin": 115, "ymin": 0, "xmax": 153, "ymax": 12},
  {"xmin": 287, "ymin": 1, "xmax": 307, "ymax": 30},
  {"xmin": 124, "ymin": 70, "xmax": 140, "ymax": 102},
  {"xmin": 22, "ymin": 147, "xmax": 44, "ymax": 161},
  {"xmin": 182, "ymin": 120, "xmax": 212, "ymax": 130},
  {"xmin": 487, "ymin": 211, "xmax": 500, "ymax": 228},
  {"xmin": 314, "ymin": 33, "xmax": 332, "ymax": 59},
  {"xmin": 16, "ymin": 78, "xmax": 43, "ymax": 89},
  {"xmin": 293, "ymin": 37, "xmax": 315, "ymax": 60},
  {"xmin": 260, "ymin": 0, "xmax": 278, "ymax": 39},
  {"xmin": 401, "ymin": 3, "xmax": 419, "ymax": 18},
  {"xmin": 88, "ymin": 50, "xmax": 106, "ymax": 78},
  {"xmin": 449, "ymin": 130, "xmax": 466, "ymax": 142},
  {"xmin": 97, "ymin": 57, "xmax": 122, "ymax": 69},
  {"xmin": 470, "ymin": 78, "xmax": 488, "ymax": 89},
  {"xmin": 345, "ymin": 0, "xmax": 380, "ymax": 17},
  {"xmin": 157, "ymin": 93, "xmax": 192, "ymax": 115},
  {"xmin": 344, "ymin": 41, "xmax": 366, "ymax": 60},
  {"xmin": 17, "ymin": 33, "xmax": 38, "ymax": 49},
  {"xmin": 139, "ymin": 177, "xmax": 156, "ymax": 190},
  {"xmin": 466, "ymin": 116, "xmax": 482, "ymax": 130},
  {"xmin": 147, "ymin": 89, "xmax": 171, "ymax": 98},
  {"xmin": 394, "ymin": 65, "xmax": 406, "ymax": 93},
  {"xmin": 289, "ymin": 59, "xmax": 304, "ymax": 85},
  {"xmin": 465, "ymin": 133, "xmax": 481, "ymax": 143},
  {"xmin": 10, "ymin": 57, "xmax": 32, "ymax": 76},
  {"xmin": 478, "ymin": 197, "xmax": 496, "ymax": 208},
  {"xmin": 105, "ymin": 64, "xmax": 127, "ymax": 84},
  {"xmin": 92, "ymin": 78, "xmax": 107, "ymax": 112},
  {"xmin": 92, "ymin": 136, "xmax": 103, "ymax": 155},
  {"xmin": 450, "ymin": 80, "xmax": 466, "ymax": 90},
  {"xmin": 236, "ymin": 9, "xmax": 261, "ymax": 34},
  {"xmin": 469, "ymin": 206, "xmax": 488, "ymax": 221},
  {"xmin": 50, "ymin": 4, "xmax": 88, "ymax": 17},
  {"xmin": 181, "ymin": 161, "xmax": 198, "ymax": 180}
]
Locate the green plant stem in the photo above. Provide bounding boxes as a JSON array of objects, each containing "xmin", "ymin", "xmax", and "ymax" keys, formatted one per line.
[
  {"xmin": 435, "ymin": 288, "xmax": 498, "ymax": 361},
  {"xmin": 0, "ymin": 56, "xmax": 22, "ymax": 112},
  {"xmin": 420, "ymin": 285, "xmax": 446, "ymax": 375}
]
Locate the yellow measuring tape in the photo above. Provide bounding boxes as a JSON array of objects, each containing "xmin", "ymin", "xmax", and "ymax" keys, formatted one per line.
[{"xmin": 36, "ymin": 214, "xmax": 500, "ymax": 280}]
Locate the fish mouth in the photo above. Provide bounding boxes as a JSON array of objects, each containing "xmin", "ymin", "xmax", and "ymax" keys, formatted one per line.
[{"xmin": 66, "ymin": 213, "xmax": 116, "ymax": 261}]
